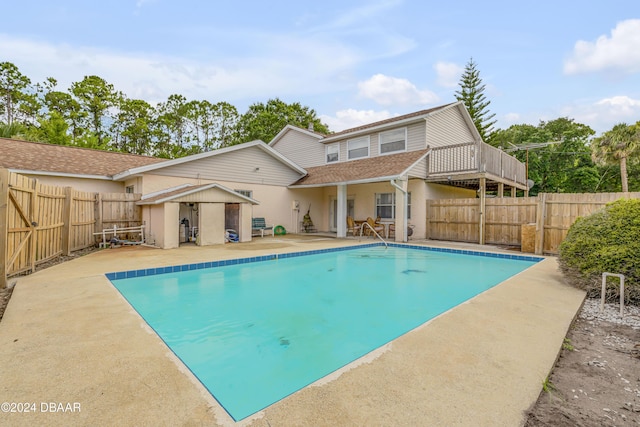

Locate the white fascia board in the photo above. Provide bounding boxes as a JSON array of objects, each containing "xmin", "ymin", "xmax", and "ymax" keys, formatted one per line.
[
  {"xmin": 321, "ymin": 113, "xmax": 439, "ymax": 144},
  {"xmin": 254, "ymin": 142, "xmax": 307, "ymax": 175},
  {"xmin": 113, "ymin": 140, "xmax": 306, "ymax": 180},
  {"xmin": 454, "ymin": 102, "xmax": 484, "ymax": 142},
  {"xmin": 139, "ymin": 183, "xmax": 260, "ymax": 205},
  {"xmin": 269, "ymin": 124, "xmax": 321, "ymax": 146},
  {"xmin": 289, "ymin": 174, "xmax": 401, "ymax": 188},
  {"xmin": 9, "ymin": 169, "xmax": 112, "ymax": 180},
  {"xmin": 399, "ymin": 148, "xmax": 432, "ymax": 177},
  {"xmin": 140, "ymin": 183, "xmax": 194, "ymax": 200}
]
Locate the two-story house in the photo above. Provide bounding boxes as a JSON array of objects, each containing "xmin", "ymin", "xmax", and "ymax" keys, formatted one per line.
[
  {"xmin": 269, "ymin": 101, "xmax": 527, "ymax": 240},
  {"xmin": 0, "ymin": 101, "xmax": 527, "ymax": 247}
]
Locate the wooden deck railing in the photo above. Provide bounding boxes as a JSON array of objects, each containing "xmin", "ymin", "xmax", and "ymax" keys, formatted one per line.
[{"xmin": 427, "ymin": 141, "xmax": 527, "ymax": 186}]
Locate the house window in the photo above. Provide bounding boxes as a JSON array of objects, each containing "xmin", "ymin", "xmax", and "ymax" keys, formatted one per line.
[
  {"xmin": 125, "ymin": 185, "xmax": 134, "ymax": 194},
  {"xmin": 375, "ymin": 192, "xmax": 411, "ymax": 220},
  {"xmin": 326, "ymin": 144, "xmax": 339, "ymax": 163},
  {"xmin": 347, "ymin": 136, "xmax": 369, "ymax": 160},
  {"xmin": 379, "ymin": 128, "xmax": 406, "ymax": 154},
  {"xmin": 234, "ymin": 189, "xmax": 253, "ymax": 198}
]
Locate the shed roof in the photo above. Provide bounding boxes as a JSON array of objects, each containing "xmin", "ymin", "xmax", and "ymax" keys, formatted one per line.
[{"xmin": 136, "ymin": 183, "xmax": 259, "ymax": 205}]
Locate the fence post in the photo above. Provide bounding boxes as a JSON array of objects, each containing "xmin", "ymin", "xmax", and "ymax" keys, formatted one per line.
[
  {"xmin": 425, "ymin": 199, "xmax": 431, "ymax": 239},
  {"xmin": 94, "ymin": 193, "xmax": 103, "ymax": 243},
  {"xmin": 534, "ymin": 193, "xmax": 547, "ymax": 255},
  {"xmin": 30, "ymin": 178, "xmax": 40, "ymax": 273},
  {"xmin": 479, "ymin": 177, "xmax": 486, "ymax": 245},
  {"xmin": 62, "ymin": 187, "xmax": 73, "ymax": 256},
  {"xmin": 0, "ymin": 168, "xmax": 9, "ymax": 289}
]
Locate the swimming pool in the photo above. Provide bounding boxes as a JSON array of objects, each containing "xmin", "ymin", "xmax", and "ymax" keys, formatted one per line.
[{"xmin": 109, "ymin": 244, "xmax": 540, "ymax": 421}]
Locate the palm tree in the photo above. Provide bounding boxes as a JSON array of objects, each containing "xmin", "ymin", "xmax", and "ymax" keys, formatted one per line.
[{"xmin": 591, "ymin": 123, "xmax": 640, "ymax": 192}]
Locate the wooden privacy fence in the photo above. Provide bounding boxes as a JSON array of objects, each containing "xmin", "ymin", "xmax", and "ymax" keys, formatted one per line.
[
  {"xmin": 1, "ymin": 169, "xmax": 141, "ymax": 287},
  {"xmin": 426, "ymin": 192, "xmax": 640, "ymax": 255}
]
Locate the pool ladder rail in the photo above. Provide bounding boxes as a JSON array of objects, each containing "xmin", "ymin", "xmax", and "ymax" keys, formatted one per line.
[{"xmin": 360, "ymin": 222, "xmax": 388, "ymax": 248}]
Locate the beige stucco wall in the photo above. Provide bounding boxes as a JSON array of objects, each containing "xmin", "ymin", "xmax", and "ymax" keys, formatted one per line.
[
  {"xmin": 239, "ymin": 203, "xmax": 252, "ymax": 242},
  {"xmin": 162, "ymin": 203, "xmax": 180, "ymax": 249},
  {"xmin": 20, "ymin": 174, "xmax": 125, "ymax": 193},
  {"xmin": 198, "ymin": 203, "xmax": 225, "ymax": 246},
  {"xmin": 298, "ymin": 180, "xmax": 475, "ymax": 239},
  {"xmin": 142, "ymin": 204, "xmax": 167, "ymax": 248}
]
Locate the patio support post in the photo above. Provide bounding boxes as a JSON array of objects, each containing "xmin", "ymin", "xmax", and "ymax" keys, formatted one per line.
[
  {"xmin": 391, "ymin": 177, "xmax": 408, "ymax": 242},
  {"xmin": 479, "ymin": 177, "xmax": 486, "ymax": 245},
  {"xmin": 336, "ymin": 184, "xmax": 347, "ymax": 238}
]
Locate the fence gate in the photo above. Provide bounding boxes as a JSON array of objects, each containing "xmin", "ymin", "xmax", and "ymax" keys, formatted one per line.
[{"xmin": 3, "ymin": 171, "xmax": 37, "ymax": 278}]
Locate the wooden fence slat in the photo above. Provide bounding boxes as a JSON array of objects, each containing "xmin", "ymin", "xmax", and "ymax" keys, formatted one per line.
[{"xmin": 426, "ymin": 192, "xmax": 640, "ymax": 255}]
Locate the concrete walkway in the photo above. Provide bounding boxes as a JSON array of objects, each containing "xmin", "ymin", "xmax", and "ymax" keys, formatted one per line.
[{"xmin": 0, "ymin": 236, "xmax": 585, "ymax": 426}]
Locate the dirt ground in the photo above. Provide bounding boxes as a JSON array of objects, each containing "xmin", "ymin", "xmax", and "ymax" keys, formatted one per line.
[
  {"xmin": 0, "ymin": 250, "xmax": 638, "ymax": 426},
  {"xmin": 525, "ymin": 300, "xmax": 640, "ymax": 426}
]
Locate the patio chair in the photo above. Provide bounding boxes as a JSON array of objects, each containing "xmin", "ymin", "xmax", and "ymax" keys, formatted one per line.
[
  {"xmin": 252, "ymin": 217, "xmax": 273, "ymax": 237},
  {"xmin": 365, "ymin": 217, "xmax": 385, "ymax": 237},
  {"xmin": 387, "ymin": 223, "xmax": 395, "ymax": 239},
  {"xmin": 346, "ymin": 216, "xmax": 362, "ymax": 237}
]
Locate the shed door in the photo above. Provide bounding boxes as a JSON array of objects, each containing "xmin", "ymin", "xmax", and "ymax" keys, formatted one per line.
[{"xmin": 225, "ymin": 203, "xmax": 240, "ymax": 231}]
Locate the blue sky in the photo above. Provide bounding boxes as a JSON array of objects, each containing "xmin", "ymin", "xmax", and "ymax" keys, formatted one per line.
[{"xmin": 2, "ymin": 0, "xmax": 639, "ymax": 135}]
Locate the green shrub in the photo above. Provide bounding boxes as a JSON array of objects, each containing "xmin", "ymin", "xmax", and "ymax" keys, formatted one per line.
[{"xmin": 558, "ymin": 198, "xmax": 640, "ymax": 305}]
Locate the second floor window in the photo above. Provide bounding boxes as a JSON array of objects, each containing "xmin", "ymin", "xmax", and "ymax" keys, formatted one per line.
[
  {"xmin": 379, "ymin": 128, "xmax": 406, "ymax": 154},
  {"xmin": 347, "ymin": 136, "xmax": 369, "ymax": 160},
  {"xmin": 326, "ymin": 144, "xmax": 339, "ymax": 163},
  {"xmin": 234, "ymin": 189, "xmax": 253, "ymax": 198}
]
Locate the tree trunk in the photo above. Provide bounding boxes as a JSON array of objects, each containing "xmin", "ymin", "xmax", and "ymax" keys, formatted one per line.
[{"xmin": 620, "ymin": 155, "xmax": 629, "ymax": 192}]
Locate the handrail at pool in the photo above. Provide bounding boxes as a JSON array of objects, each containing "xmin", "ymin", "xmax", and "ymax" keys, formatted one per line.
[{"xmin": 360, "ymin": 222, "xmax": 388, "ymax": 248}]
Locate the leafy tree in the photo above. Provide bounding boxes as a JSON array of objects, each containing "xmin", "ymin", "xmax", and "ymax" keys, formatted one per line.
[
  {"xmin": 0, "ymin": 62, "xmax": 33, "ymax": 125},
  {"xmin": 70, "ymin": 75, "xmax": 119, "ymax": 147},
  {"xmin": 455, "ymin": 58, "xmax": 496, "ymax": 143},
  {"xmin": 591, "ymin": 122, "xmax": 640, "ymax": 192},
  {"xmin": 25, "ymin": 111, "xmax": 72, "ymax": 146},
  {"xmin": 0, "ymin": 121, "xmax": 28, "ymax": 138},
  {"xmin": 155, "ymin": 94, "xmax": 191, "ymax": 156},
  {"xmin": 235, "ymin": 98, "xmax": 329, "ymax": 144},
  {"xmin": 492, "ymin": 118, "xmax": 598, "ymax": 194},
  {"xmin": 185, "ymin": 100, "xmax": 240, "ymax": 151},
  {"xmin": 111, "ymin": 98, "xmax": 155, "ymax": 155}
]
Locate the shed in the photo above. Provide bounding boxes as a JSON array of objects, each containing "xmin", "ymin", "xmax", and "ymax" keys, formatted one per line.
[{"xmin": 136, "ymin": 183, "xmax": 258, "ymax": 249}]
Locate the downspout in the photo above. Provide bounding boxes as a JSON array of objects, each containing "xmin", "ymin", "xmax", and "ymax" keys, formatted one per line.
[{"xmin": 390, "ymin": 177, "xmax": 408, "ymax": 242}]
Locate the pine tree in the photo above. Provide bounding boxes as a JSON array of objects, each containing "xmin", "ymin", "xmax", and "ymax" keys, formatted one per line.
[{"xmin": 455, "ymin": 58, "xmax": 496, "ymax": 142}]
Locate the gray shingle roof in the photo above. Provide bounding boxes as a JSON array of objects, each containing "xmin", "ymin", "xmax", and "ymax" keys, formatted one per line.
[
  {"xmin": 291, "ymin": 149, "xmax": 430, "ymax": 186},
  {"xmin": 0, "ymin": 138, "xmax": 165, "ymax": 176}
]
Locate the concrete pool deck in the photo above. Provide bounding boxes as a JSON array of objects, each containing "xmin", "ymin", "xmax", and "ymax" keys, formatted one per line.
[{"xmin": 0, "ymin": 236, "xmax": 585, "ymax": 426}]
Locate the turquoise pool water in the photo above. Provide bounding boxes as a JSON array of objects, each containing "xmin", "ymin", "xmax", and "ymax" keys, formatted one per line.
[{"xmin": 110, "ymin": 245, "xmax": 539, "ymax": 420}]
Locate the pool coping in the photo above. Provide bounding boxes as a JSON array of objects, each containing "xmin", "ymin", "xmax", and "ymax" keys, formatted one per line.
[
  {"xmin": 107, "ymin": 244, "xmax": 545, "ymax": 422},
  {"xmin": 0, "ymin": 239, "xmax": 585, "ymax": 426},
  {"xmin": 106, "ymin": 242, "xmax": 544, "ymax": 280}
]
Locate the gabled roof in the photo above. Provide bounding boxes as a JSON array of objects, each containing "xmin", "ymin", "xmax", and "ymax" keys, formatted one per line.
[
  {"xmin": 136, "ymin": 183, "xmax": 259, "ymax": 205},
  {"xmin": 0, "ymin": 137, "xmax": 164, "ymax": 178},
  {"xmin": 113, "ymin": 140, "xmax": 306, "ymax": 180},
  {"xmin": 319, "ymin": 102, "xmax": 459, "ymax": 143},
  {"xmin": 290, "ymin": 149, "xmax": 431, "ymax": 187},
  {"xmin": 269, "ymin": 124, "xmax": 325, "ymax": 147}
]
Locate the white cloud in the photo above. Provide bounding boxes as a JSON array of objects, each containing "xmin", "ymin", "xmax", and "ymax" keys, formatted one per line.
[
  {"xmin": 320, "ymin": 109, "xmax": 395, "ymax": 132},
  {"xmin": 434, "ymin": 61, "xmax": 462, "ymax": 88},
  {"xmin": 357, "ymin": 74, "xmax": 439, "ymax": 107},
  {"xmin": 559, "ymin": 95, "xmax": 640, "ymax": 134},
  {"xmin": 0, "ymin": 33, "xmax": 358, "ymax": 107},
  {"xmin": 564, "ymin": 19, "xmax": 640, "ymax": 75},
  {"xmin": 503, "ymin": 113, "xmax": 521, "ymax": 124}
]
